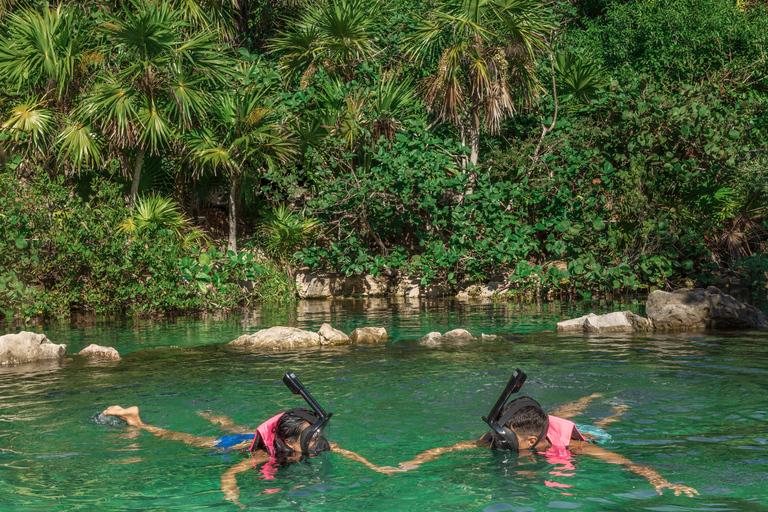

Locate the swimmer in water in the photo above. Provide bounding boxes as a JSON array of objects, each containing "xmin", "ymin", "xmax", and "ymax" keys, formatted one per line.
[
  {"xmin": 103, "ymin": 372, "xmax": 392, "ymax": 508},
  {"xmin": 397, "ymin": 369, "xmax": 699, "ymax": 497}
]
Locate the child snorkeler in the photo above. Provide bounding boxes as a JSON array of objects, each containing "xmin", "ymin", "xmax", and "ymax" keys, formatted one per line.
[
  {"xmin": 102, "ymin": 372, "xmax": 389, "ymax": 508},
  {"xmin": 397, "ymin": 369, "xmax": 699, "ymax": 497}
]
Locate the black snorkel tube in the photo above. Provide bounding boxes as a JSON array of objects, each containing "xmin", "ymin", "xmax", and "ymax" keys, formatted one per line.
[
  {"xmin": 283, "ymin": 371, "xmax": 333, "ymax": 455},
  {"xmin": 482, "ymin": 368, "xmax": 527, "ymax": 449},
  {"xmin": 482, "ymin": 368, "xmax": 549, "ymax": 452}
]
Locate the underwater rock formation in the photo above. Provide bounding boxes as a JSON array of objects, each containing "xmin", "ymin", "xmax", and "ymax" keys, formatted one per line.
[
  {"xmin": 230, "ymin": 326, "xmax": 322, "ymax": 349},
  {"xmin": 349, "ymin": 327, "xmax": 388, "ymax": 343},
  {"xmin": 78, "ymin": 344, "xmax": 121, "ymax": 360},
  {"xmin": 317, "ymin": 323, "xmax": 351, "ymax": 345},
  {"xmin": 0, "ymin": 331, "xmax": 66, "ymax": 365},
  {"xmin": 646, "ymin": 287, "xmax": 767, "ymax": 330}
]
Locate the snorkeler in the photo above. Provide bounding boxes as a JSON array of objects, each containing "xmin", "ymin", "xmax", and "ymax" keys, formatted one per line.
[
  {"xmin": 397, "ymin": 369, "xmax": 699, "ymax": 497},
  {"xmin": 103, "ymin": 372, "xmax": 390, "ymax": 508}
]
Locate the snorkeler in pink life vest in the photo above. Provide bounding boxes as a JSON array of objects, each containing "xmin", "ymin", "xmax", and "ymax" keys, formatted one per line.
[
  {"xmin": 397, "ymin": 369, "xmax": 699, "ymax": 498},
  {"xmin": 103, "ymin": 372, "xmax": 391, "ymax": 509}
]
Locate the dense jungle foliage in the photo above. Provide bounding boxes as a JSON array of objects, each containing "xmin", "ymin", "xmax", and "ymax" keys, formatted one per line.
[{"xmin": 1, "ymin": 0, "xmax": 767, "ymax": 320}]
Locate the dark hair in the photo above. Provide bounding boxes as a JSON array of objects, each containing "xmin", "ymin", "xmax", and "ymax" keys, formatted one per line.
[
  {"xmin": 276, "ymin": 409, "xmax": 317, "ymax": 443},
  {"xmin": 500, "ymin": 397, "xmax": 547, "ymax": 439}
]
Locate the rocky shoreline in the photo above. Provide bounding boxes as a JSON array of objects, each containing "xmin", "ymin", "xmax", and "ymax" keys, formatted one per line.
[{"xmin": 2, "ymin": 287, "xmax": 765, "ymax": 366}]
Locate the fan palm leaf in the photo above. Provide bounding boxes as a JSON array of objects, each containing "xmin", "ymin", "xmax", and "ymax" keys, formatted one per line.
[
  {"xmin": 272, "ymin": 0, "xmax": 384, "ymax": 83},
  {"xmin": 0, "ymin": 6, "xmax": 88, "ymax": 97},
  {"xmin": 1, "ymin": 97, "xmax": 53, "ymax": 153}
]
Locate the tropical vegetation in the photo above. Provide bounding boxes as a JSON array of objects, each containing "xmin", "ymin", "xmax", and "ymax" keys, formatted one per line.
[{"xmin": 1, "ymin": 0, "xmax": 767, "ymax": 320}]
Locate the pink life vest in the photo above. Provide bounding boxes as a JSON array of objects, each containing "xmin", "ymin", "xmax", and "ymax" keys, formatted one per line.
[
  {"xmin": 546, "ymin": 415, "xmax": 584, "ymax": 448},
  {"xmin": 540, "ymin": 415, "xmax": 585, "ymax": 490},
  {"xmin": 248, "ymin": 412, "xmax": 284, "ymax": 456},
  {"xmin": 248, "ymin": 412, "xmax": 285, "ymax": 482}
]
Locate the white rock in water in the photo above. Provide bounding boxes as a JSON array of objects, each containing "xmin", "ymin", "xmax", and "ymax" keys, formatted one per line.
[
  {"xmin": 78, "ymin": 344, "xmax": 121, "ymax": 360},
  {"xmin": 317, "ymin": 323, "xmax": 351, "ymax": 345},
  {"xmin": 419, "ymin": 332, "xmax": 443, "ymax": 346},
  {"xmin": 0, "ymin": 331, "xmax": 67, "ymax": 365},
  {"xmin": 443, "ymin": 328, "xmax": 472, "ymax": 342},
  {"xmin": 349, "ymin": 327, "xmax": 388, "ymax": 343},
  {"xmin": 556, "ymin": 313, "xmax": 598, "ymax": 332},
  {"xmin": 229, "ymin": 326, "xmax": 321, "ymax": 350}
]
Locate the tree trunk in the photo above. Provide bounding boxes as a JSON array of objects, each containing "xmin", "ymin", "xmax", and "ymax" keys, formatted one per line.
[
  {"xmin": 469, "ymin": 105, "xmax": 480, "ymax": 166},
  {"xmin": 227, "ymin": 180, "xmax": 237, "ymax": 254},
  {"xmin": 129, "ymin": 148, "xmax": 145, "ymax": 209}
]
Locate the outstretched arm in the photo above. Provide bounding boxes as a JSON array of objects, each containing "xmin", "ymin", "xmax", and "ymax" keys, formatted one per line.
[
  {"xmin": 220, "ymin": 453, "xmax": 270, "ymax": 508},
  {"xmin": 398, "ymin": 438, "xmax": 487, "ymax": 469},
  {"xmin": 550, "ymin": 394, "xmax": 602, "ymax": 419},
  {"xmin": 198, "ymin": 411, "xmax": 252, "ymax": 434},
  {"xmin": 329, "ymin": 442, "xmax": 404, "ymax": 474},
  {"xmin": 570, "ymin": 440, "xmax": 698, "ymax": 497}
]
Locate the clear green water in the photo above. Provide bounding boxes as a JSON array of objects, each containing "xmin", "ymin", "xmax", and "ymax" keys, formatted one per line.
[{"xmin": 2, "ymin": 298, "xmax": 768, "ymax": 511}]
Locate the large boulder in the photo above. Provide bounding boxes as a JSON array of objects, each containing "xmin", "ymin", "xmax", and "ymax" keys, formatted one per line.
[
  {"xmin": 229, "ymin": 326, "xmax": 321, "ymax": 350},
  {"xmin": 0, "ymin": 332, "xmax": 67, "ymax": 365},
  {"xmin": 349, "ymin": 327, "xmax": 388, "ymax": 344},
  {"xmin": 317, "ymin": 323, "xmax": 351, "ymax": 345},
  {"xmin": 78, "ymin": 344, "xmax": 121, "ymax": 360},
  {"xmin": 646, "ymin": 287, "xmax": 767, "ymax": 330}
]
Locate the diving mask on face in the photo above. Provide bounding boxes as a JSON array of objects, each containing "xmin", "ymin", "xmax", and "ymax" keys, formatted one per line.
[
  {"xmin": 283, "ymin": 371, "xmax": 333, "ymax": 455},
  {"xmin": 482, "ymin": 369, "xmax": 549, "ymax": 452}
]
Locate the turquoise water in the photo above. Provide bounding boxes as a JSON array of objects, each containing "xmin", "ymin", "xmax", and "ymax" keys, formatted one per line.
[{"xmin": 2, "ymin": 298, "xmax": 768, "ymax": 511}]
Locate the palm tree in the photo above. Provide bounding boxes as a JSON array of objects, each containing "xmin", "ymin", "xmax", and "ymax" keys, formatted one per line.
[
  {"xmin": 404, "ymin": 0, "xmax": 554, "ymax": 166},
  {"xmin": 0, "ymin": 5, "xmax": 89, "ymax": 98},
  {"xmin": 271, "ymin": 0, "xmax": 383, "ymax": 86},
  {"xmin": 188, "ymin": 67, "xmax": 295, "ymax": 253},
  {"xmin": 0, "ymin": 5, "xmax": 93, "ymax": 173},
  {"xmin": 74, "ymin": 0, "xmax": 234, "ymax": 206}
]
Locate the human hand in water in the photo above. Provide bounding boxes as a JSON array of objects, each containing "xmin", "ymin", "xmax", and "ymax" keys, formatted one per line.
[{"xmin": 654, "ymin": 482, "xmax": 699, "ymax": 497}]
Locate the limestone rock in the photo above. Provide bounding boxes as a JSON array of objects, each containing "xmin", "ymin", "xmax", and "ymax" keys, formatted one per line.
[
  {"xmin": 296, "ymin": 272, "xmax": 334, "ymax": 299},
  {"xmin": 481, "ymin": 333, "xmax": 503, "ymax": 341},
  {"xmin": 443, "ymin": 328, "xmax": 472, "ymax": 342},
  {"xmin": 295, "ymin": 271, "xmax": 391, "ymax": 298},
  {"xmin": 317, "ymin": 323, "xmax": 351, "ymax": 345},
  {"xmin": 349, "ymin": 327, "xmax": 388, "ymax": 344},
  {"xmin": 646, "ymin": 287, "xmax": 767, "ymax": 330},
  {"xmin": 556, "ymin": 314, "xmax": 598, "ymax": 332},
  {"xmin": 456, "ymin": 281, "xmax": 512, "ymax": 299},
  {"xmin": 0, "ymin": 331, "xmax": 67, "ymax": 365},
  {"xmin": 419, "ymin": 332, "xmax": 443, "ymax": 346},
  {"xmin": 78, "ymin": 344, "xmax": 121, "ymax": 360},
  {"xmin": 229, "ymin": 326, "xmax": 321, "ymax": 350},
  {"xmin": 583, "ymin": 311, "xmax": 653, "ymax": 334}
]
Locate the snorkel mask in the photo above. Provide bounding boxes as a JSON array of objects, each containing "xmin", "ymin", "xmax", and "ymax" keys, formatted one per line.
[
  {"xmin": 282, "ymin": 371, "xmax": 333, "ymax": 456},
  {"xmin": 482, "ymin": 369, "xmax": 549, "ymax": 452}
]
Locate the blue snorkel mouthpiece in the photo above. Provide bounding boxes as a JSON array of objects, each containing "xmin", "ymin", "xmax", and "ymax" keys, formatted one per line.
[{"xmin": 283, "ymin": 372, "xmax": 333, "ymax": 455}]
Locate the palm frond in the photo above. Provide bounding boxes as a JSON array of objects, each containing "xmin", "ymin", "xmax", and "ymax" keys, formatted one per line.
[
  {"xmin": 57, "ymin": 122, "xmax": 102, "ymax": 169},
  {"xmin": 1, "ymin": 97, "xmax": 54, "ymax": 152}
]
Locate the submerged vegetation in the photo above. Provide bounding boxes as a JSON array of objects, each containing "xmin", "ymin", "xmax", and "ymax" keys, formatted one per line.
[{"xmin": 1, "ymin": 0, "xmax": 767, "ymax": 320}]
